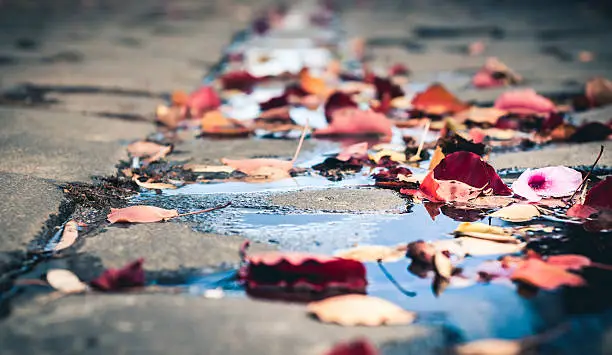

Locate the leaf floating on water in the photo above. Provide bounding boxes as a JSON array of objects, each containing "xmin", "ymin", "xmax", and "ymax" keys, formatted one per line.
[
  {"xmin": 433, "ymin": 251, "xmax": 453, "ymax": 279},
  {"xmin": 489, "ymin": 204, "xmax": 541, "ymax": 222},
  {"xmin": 456, "ymin": 237, "xmax": 525, "ymax": 256},
  {"xmin": 334, "ymin": 245, "xmax": 406, "ymax": 262},
  {"xmin": 566, "ymin": 203, "xmax": 598, "ymax": 219},
  {"xmin": 511, "ymin": 258, "xmax": 586, "ymax": 290},
  {"xmin": 308, "ymin": 294, "xmax": 416, "ymax": 326},
  {"xmin": 455, "ymin": 338, "xmax": 523, "ymax": 355},
  {"xmin": 90, "ymin": 258, "xmax": 146, "ymax": 291},
  {"xmin": 544, "ymin": 254, "xmax": 591, "ymax": 271},
  {"xmin": 54, "ymin": 220, "xmax": 79, "ymax": 252},
  {"xmin": 47, "ymin": 269, "xmax": 88, "ymax": 294},
  {"xmin": 454, "ymin": 222, "xmax": 519, "ymax": 243}
]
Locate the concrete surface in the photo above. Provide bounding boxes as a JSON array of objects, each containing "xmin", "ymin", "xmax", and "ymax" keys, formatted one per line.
[{"xmin": 270, "ymin": 188, "xmax": 407, "ymax": 212}]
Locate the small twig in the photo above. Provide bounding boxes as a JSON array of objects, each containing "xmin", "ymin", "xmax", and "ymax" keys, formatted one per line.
[
  {"xmin": 165, "ymin": 202, "xmax": 231, "ymax": 220},
  {"xmin": 291, "ymin": 118, "xmax": 310, "ymax": 163},
  {"xmin": 377, "ymin": 260, "xmax": 417, "ymax": 297},
  {"xmin": 410, "ymin": 119, "xmax": 431, "ymax": 162},
  {"xmin": 567, "ymin": 145, "xmax": 604, "ymax": 204}
]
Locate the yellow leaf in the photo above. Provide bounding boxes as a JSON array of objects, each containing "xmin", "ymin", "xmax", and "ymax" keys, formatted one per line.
[
  {"xmin": 489, "ymin": 204, "xmax": 541, "ymax": 222},
  {"xmin": 334, "ymin": 245, "xmax": 406, "ymax": 262},
  {"xmin": 428, "ymin": 146, "xmax": 445, "ymax": 171}
]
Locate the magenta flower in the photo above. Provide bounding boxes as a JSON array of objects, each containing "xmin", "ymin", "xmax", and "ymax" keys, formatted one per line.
[{"xmin": 511, "ymin": 166, "xmax": 582, "ymax": 202}]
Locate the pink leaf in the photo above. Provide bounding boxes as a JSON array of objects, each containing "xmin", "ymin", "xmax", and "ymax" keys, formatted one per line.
[
  {"xmin": 314, "ymin": 108, "xmax": 392, "ymax": 138},
  {"xmin": 221, "ymin": 158, "xmax": 293, "ymax": 175},
  {"xmin": 337, "ymin": 142, "xmax": 369, "ymax": 161},
  {"xmin": 187, "ymin": 86, "xmax": 221, "ymax": 117},
  {"xmin": 511, "ymin": 258, "xmax": 586, "ymax": 290},
  {"xmin": 494, "ymin": 89, "xmax": 555, "ymax": 115},
  {"xmin": 90, "ymin": 259, "xmax": 145, "ymax": 291},
  {"xmin": 107, "ymin": 206, "xmax": 179, "ymax": 224},
  {"xmin": 566, "ymin": 204, "xmax": 599, "ymax": 219}
]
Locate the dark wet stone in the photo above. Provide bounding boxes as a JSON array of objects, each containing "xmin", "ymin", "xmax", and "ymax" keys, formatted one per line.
[
  {"xmin": 413, "ymin": 26, "xmax": 505, "ymax": 39},
  {"xmin": 14, "ymin": 38, "xmax": 38, "ymax": 50},
  {"xmin": 0, "ymin": 294, "xmax": 453, "ymax": 355}
]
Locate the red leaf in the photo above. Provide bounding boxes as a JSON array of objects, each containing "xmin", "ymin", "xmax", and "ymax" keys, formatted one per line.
[
  {"xmin": 432, "ymin": 151, "xmax": 511, "ymax": 196},
  {"xmin": 511, "ymin": 258, "xmax": 586, "ymax": 290},
  {"xmin": 314, "ymin": 108, "xmax": 392, "ymax": 138},
  {"xmin": 240, "ymin": 251, "xmax": 367, "ymax": 301},
  {"xmin": 260, "ymin": 85, "xmax": 308, "ymax": 111},
  {"xmin": 546, "ymin": 255, "xmax": 591, "ymax": 271},
  {"xmin": 584, "ymin": 176, "xmax": 612, "ymax": 210},
  {"xmin": 187, "ymin": 86, "xmax": 221, "ymax": 117},
  {"xmin": 389, "ymin": 63, "xmax": 410, "ymax": 77},
  {"xmin": 493, "ymin": 89, "xmax": 555, "ymax": 115},
  {"xmin": 373, "ymin": 77, "xmax": 404, "ymax": 101},
  {"xmin": 566, "ymin": 204, "xmax": 598, "ymax": 219},
  {"xmin": 411, "ymin": 84, "xmax": 469, "ymax": 115},
  {"xmin": 107, "ymin": 206, "xmax": 179, "ymax": 224},
  {"xmin": 220, "ymin": 71, "xmax": 260, "ymax": 92},
  {"xmin": 324, "ymin": 339, "xmax": 378, "ymax": 355},
  {"xmin": 90, "ymin": 259, "xmax": 145, "ymax": 291},
  {"xmin": 324, "ymin": 92, "xmax": 358, "ymax": 121}
]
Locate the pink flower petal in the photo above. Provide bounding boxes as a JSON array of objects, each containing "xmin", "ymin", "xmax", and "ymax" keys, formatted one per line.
[{"xmin": 512, "ymin": 166, "xmax": 582, "ymax": 201}]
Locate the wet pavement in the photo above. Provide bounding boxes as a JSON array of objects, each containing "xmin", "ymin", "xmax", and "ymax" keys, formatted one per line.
[{"xmin": 1, "ymin": 0, "xmax": 612, "ymax": 354}]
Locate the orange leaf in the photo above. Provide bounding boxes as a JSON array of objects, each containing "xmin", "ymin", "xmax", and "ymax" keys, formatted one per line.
[
  {"xmin": 107, "ymin": 206, "xmax": 178, "ymax": 224},
  {"xmin": 300, "ymin": 69, "xmax": 333, "ymax": 97},
  {"xmin": 411, "ymin": 84, "xmax": 469, "ymax": 115},
  {"xmin": 308, "ymin": 294, "xmax": 416, "ymax": 326},
  {"xmin": 201, "ymin": 110, "xmax": 252, "ymax": 137},
  {"xmin": 511, "ymin": 258, "xmax": 586, "ymax": 290},
  {"xmin": 171, "ymin": 90, "xmax": 189, "ymax": 106},
  {"xmin": 221, "ymin": 158, "xmax": 293, "ymax": 176},
  {"xmin": 428, "ymin": 146, "xmax": 445, "ymax": 171}
]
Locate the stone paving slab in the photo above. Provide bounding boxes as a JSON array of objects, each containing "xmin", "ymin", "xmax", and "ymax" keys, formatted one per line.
[
  {"xmin": 0, "ymin": 294, "xmax": 453, "ymax": 355},
  {"xmin": 270, "ymin": 188, "xmax": 407, "ymax": 213}
]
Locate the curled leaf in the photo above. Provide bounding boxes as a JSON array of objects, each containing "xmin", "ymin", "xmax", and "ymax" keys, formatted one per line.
[
  {"xmin": 308, "ymin": 294, "xmax": 416, "ymax": 326},
  {"xmin": 54, "ymin": 220, "xmax": 79, "ymax": 252},
  {"xmin": 132, "ymin": 175, "xmax": 177, "ymax": 190},
  {"xmin": 47, "ymin": 269, "xmax": 88, "ymax": 294},
  {"xmin": 107, "ymin": 206, "xmax": 179, "ymax": 224}
]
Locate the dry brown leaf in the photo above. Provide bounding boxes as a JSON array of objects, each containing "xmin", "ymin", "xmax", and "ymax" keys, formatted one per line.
[
  {"xmin": 182, "ymin": 164, "xmax": 235, "ymax": 173},
  {"xmin": 222, "ymin": 158, "xmax": 293, "ymax": 176},
  {"xmin": 428, "ymin": 146, "xmax": 445, "ymax": 171},
  {"xmin": 47, "ymin": 269, "xmax": 88, "ymax": 294},
  {"xmin": 457, "ymin": 231, "xmax": 520, "ymax": 243},
  {"xmin": 454, "ymin": 107, "xmax": 507, "ymax": 125},
  {"xmin": 142, "ymin": 145, "xmax": 172, "ymax": 166},
  {"xmin": 456, "ymin": 237, "xmax": 525, "ymax": 256},
  {"xmin": 455, "ymin": 338, "xmax": 522, "ymax": 355},
  {"xmin": 127, "ymin": 141, "xmax": 168, "ymax": 158},
  {"xmin": 433, "ymin": 251, "xmax": 453, "ymax": 279},
  {"xmin": 334, "ymin": 245, "xmax": 406, "ymax": 262},
  {"xmin": 489, "ymin": 204, "xmax": 540, "ymax": 222},
  {"xmin": 201, "ymin": 110, "xmax": 253, "ymax": 137},
  {"xmin": 308, "ymin": 294, "xmax": 416, "ymax": 326},
  {"xmin": 54, "ymin": 220, "xmax": 79, "ymax": 252},
  {"xmin": 454, "ymin": 222, "xmax": 519, "ymax": 243},
  {"xmin": 242, "ymin": 166, "xmax": 291, "ymax": 182},
  {"xmin": 463, "ymin": 196, "xmax": 515, "ymax": 209},
  {"xmin": 133, "ymin": 175, "xmax": 177, "ymax": 190}
]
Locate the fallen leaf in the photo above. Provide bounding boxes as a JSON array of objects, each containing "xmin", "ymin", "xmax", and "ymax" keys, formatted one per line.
[
  {"xmin": 489, "ymin": 204, "xmax": 541, "ymax": 222},
  {"xmin": 472, "ymin": 57, "xmax": 522, "ymax": 89},
  {"xmin": 337, "ymin": 142, "xmax": 369, "ymax": 162},
  {"xmin": 370, "ymin": 150, "xmax": 406, "ymax": 164},
  {"xmin": 155, "ymin": 104, "xmax": 183, "ymax": 129},
  {"xmin": 107, "ymin": 206, "xmax": 179, "ymax": 224},
  {"xmin": 240, "ymin": 250, "xmax": 367, "ymax": 299},
  {"xmin": 90, "ymin": 259, "xmax": 146, "ymax": 291},
  {"xmin": 545, "ymin": 254, "xmax": 591, "ymax": 271},
  {"xmin": 454, "ymin": 107, "xmax": 507, "ymax": 125},
  {"xmin": 127, "ymin": 141, "xmax": 170, "ymax": 158},
  {"xmin": 428, "ymin": 146, "xmax": 445, "ymax": 171},
  {"xmin": 300, "ymin": 68, "xmax": 333, "ymax": 97},
  {"xmin": 433, "ymin": 251, "xmax": 453, "ymax": 279},
  {"xmin": 566, "ymin": 203, "xmax": 598, "ymax": 219},
  {"xmin": 455, "ymin": 237, "xmax": 526, "ymax": 256},
  {"xmin": 411, "ymin": 83, "xmax": 469, "ymax": 115},
  {"xmin": 182, "ymin": 164, "xmax": 235, "ymax": 173},
  {"xmin": 142, "ymin": 145, "xmax": 173, "ymax": 166},
  {"xmin": 132, "ymin": 175, "xmax": 177, "ymax": 190},
  {"xmin": 463, "ymin": 195, "xmax": 515, "ymax": 209},
  {"xmin": 511, "ymin": 258, "xmax": 586, "ymax": 290},
  {"xmin": 222, "ymin": 158, "xmax": 293, "ymax": 175},
  {"xmin": 568, "ymin": 122, "xmax": 612, "ymax": 143},
  {"xmin": 187, "ymin": 86, "xmax": 221, "ymax": 117},
  {"xmin": 493, "ymin": 89, "xmax": 555, "ymax": 115},
  {"xmin": 334, "ymin": 245, "xmax": 406, "ymax": 262},
  {"xmin": 585, "ymin": 77, "xmax": 612, "ymax": 107},
  {"xmin": 220, "ymin": 70, "xmax": 260, "ymax": 92},
  {"xmin": 584, "ymin": 176, "xmax": 612, "ymax": 210},
  {"xmin": 54, "ymin": 220, "xmax": 79, "ymax": 252},
  {"xmin": 47, "ymin": 269, "xmax": 88, "ymax": 293},
  {"xmin": 201, "ymin": 110, "xmax": 252, "ymax": 137},
  {"xmin": 315, "ymin": 108, "xmax": 393, "ymax": 138},
  {"xmin": 455, "ymin": 339, "xmax": 522, "ymax": 355},
  {"xmin": 325, "ymin": 92, "xmax": 358, "ymax": 121},
  {"xmin": 324, "ymin": 339, "xmax": 379, "ymax": 355},
  {"xmin": 308, "ymin": 294, "xmax": 416, "ymax": 326},
  {"xmin": 242, "ymin": 166, "xmax": 291, "ymax": 182},
  {"xmin": 454, "ymin": 222, "xmax": 518, "ymax": 243}
]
